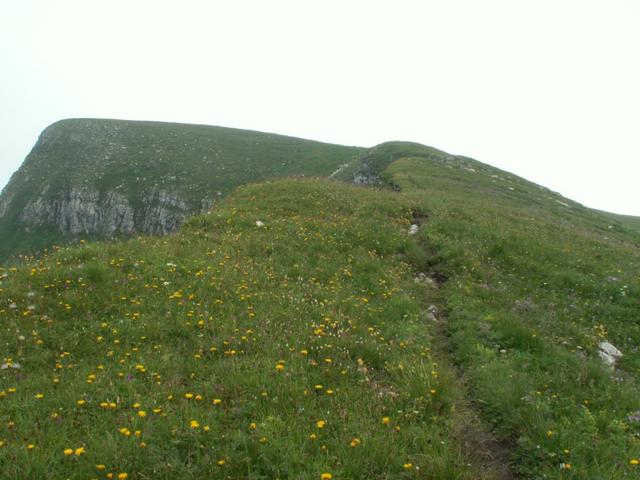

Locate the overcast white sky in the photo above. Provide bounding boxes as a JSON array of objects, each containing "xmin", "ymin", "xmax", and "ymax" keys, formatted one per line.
[{"xmin": 1, "ymin": 0, "xmax": 638, "ymax": 214}]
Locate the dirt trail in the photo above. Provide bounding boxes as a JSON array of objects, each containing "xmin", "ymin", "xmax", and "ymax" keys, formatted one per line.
[
  {"xmin": 434, "ymin": 307, "xmax": 517, "ymax": 479},
  {"xmin": 411, "ymin": 211, "xmax": 518, "ymax": 480}
]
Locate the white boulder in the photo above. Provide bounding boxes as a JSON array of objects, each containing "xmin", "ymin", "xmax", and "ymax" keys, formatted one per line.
[{"xmin": 598, "ymin": 341, "xmax": 623, "ymax": 368}]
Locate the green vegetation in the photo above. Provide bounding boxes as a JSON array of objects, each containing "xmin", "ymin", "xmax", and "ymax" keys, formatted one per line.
[
  {"xmin": 596, "ymin": 209, "xmax": 640, "ymax": 234},
  {"xmin": 12, "ymin": 119, "xmax": 362, "ymax": 205},
  {"xmin": 1, "ymin": 124, "xmax": 639, "ymax": 478},
  {"xmin": 0, "ymin": 180, "xmax": 491, "ymax": 479},
  {"xmin": 382, "ymin": 152, "xmax": 640, "ymax": 478},
  {"xmin": 332, "ymin": 141, "xmax": 449, "ymax": 184}
]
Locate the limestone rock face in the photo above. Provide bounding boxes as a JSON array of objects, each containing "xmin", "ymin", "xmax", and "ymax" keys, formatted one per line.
[
  {"xmin": 17, "ymin": 186, "xmax": 196, "ymax": 237},
  {"xmin": 598, "ymin": 341, "xmax": 623, "ymax": 368},
  {"xmin": 20, "ymin": 188, "xmax": 135, "ymax": 236},
  {"xmin": 137, "ymin": 188, "xmax": 191, "ymax": 235},
  {"xmin": 0, "ymin": 192, "xmax": 13, "ymax": 219},
  {"xmin": 353, "ymin": 173, "xmax": 380, "ymax": 185}
]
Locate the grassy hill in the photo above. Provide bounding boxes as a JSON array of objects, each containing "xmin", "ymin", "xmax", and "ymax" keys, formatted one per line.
[
  {"xmin": 1, "ymin": 127, "xmax": 639, "ymax": 478},
  {"xmin": 381, "ymin": 152, "xmax": 640, "ymax": 478},
  {"xmin": 0, "ymin": 119, "xmax": 363, "ymax": 262},
  {"xmin": 596, "ymin": 209, "xmax": 640, "ymax": 233},
  {"xmin": 0, "ymin": 179, "xmax": 486, "ymax": 479}
]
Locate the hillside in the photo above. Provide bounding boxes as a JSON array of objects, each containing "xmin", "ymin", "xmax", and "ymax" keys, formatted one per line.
[
  {"xmin": 0, "ymin": 119, "xmax": 362, "ymax": 262},
  {"xmin": 1, "ymin": 125, "xmax": 640, "ymax": 478},
  {"xmin": 0, "ymin": 179, "xmax": 492, "ymax": 479},
  {"xmin": 380, "ymin": 151, "xmax": 640, "ymax": 478},
  {"xmin": 596, "ymin": 210, "xmax": 640, "ymax": 233}
]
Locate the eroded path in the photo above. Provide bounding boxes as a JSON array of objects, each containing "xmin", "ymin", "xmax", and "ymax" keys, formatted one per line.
[{"xmin": 409, "ymin": 210, "xmax": 518, "ymax": 480}]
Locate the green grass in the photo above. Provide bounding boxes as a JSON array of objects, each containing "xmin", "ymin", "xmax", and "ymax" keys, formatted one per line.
[
  {"xmin": 2, "ymin": 128, "xmax": 640, "ymax": 478},
  {"xmin": 595, "ymin": 209, "xmax": 640, "ymax": 234},
  {"xmin": 0, "ymin": 179, "xmax": 482, "ymax": 479},
  {"xmin": 332, "ymin": 141, "xmax": 450, "ymax": 185},
  {"xmin": 383, "ymin": 154, "xmax": 640, "ymax": 478}
]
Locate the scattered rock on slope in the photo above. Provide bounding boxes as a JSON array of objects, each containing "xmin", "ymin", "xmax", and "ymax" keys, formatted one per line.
[{"xmin": 598, "ymin": 341, "xmax": 623, "ymax": 368}]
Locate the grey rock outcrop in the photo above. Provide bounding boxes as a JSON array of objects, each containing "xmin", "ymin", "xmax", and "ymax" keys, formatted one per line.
[
  {"xmin": 0, "ymin": 192, "xmax": 13, "ymax": 219},
  {"xmin": 20, "ymin": 188, "xmax": 135, "ymax": 236},
  {"xmin": 18, "ymin": 186, "xmax": 194, "ymax": 237},
  {"xmin": 136, "ymin": 188, "xmax": 190, "ymax": 235},
  {"xmin": 353, "ymin": 173, "xmax": 380, "ymax": 185},
  {"xmin": 598, "ymin": 341, "xmax": 623, "ymax": 368}
]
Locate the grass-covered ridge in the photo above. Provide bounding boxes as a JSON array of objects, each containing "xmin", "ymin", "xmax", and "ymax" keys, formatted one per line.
[
  {"xmin": 384, "ymin": 154, "xmax": 640, "ymax": 478},
  {"xmin": 596, "ymin": 209, "xmax": 640, "ymax": 234},
  {"xmin": 10, "ymin": 119, "xmax": 363, "ymax": 205},
  {"xmin": 0, "ymin": 179, "xmax": 486, "ymax": 479}
]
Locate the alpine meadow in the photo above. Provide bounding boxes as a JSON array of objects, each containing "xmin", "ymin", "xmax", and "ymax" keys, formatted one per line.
[{"xmin": 0, "ymin": 120, "xmax": 639, "ymax": 479}]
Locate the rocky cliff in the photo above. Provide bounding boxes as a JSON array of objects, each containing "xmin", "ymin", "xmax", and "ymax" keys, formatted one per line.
[{"xmin": 15, "ymin": 186, "xmax": 196, "ymax": 237}]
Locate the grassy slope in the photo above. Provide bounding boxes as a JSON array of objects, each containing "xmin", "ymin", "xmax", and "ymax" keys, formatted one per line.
[
  {"xmin": 2, "ymin": 132, "xmax": 639, "ymax": 478},
  {"xmin": 333, "ymin": 141, "xmax": 450, "ymax": 184},
  {"xmin": 384, "ymin": 154, "xmax": 640, "ymax": 478},
  {"xmin": 0, "ymin": 179, "xmax": 484, "ymax": 480},
  {"xmin": 0, "ymin": 119, "xmax": 363, "ymax": 262},
  {"xmin": 595, "ymin": 210, "xmax": 640, "ymax": 234}
]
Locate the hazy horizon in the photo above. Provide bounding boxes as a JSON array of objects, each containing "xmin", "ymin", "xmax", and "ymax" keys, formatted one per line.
[{"xmin": 2, "ymin": 0, "xmax": 639, "ymax": 215}]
